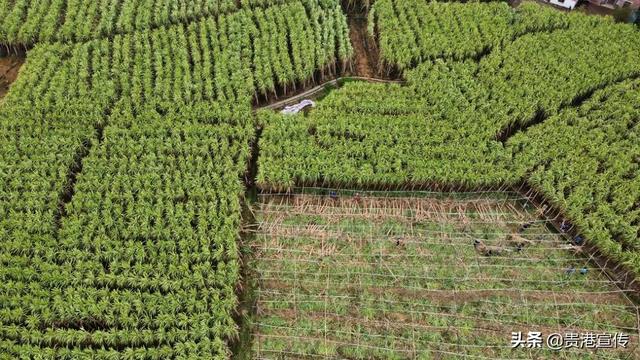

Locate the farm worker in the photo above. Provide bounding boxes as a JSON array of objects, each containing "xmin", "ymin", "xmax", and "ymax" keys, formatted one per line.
[
  {"xmin": 565, "ymin": 266, "xmax": 576, "ymax": 275},
  {"xmin": 353, "ymin": 192, "xmax": 361, "ymax": 203},
  {"xmin": 560, "ymin": 219, "xmax": 571, "ymax": 232},
  {"xmin": 580, "ymin": 267, "xmax": 588, "ymax": 275},
  {"xmin": 329, "ymin": 190, "xmax": 338, "ymax": 200},
  {"xmin": 574, "ymin": 235, "xmax": 584, "ymax": 246}
]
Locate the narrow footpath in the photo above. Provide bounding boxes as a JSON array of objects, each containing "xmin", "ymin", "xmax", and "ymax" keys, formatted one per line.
[{"xmin": 348, "ymin": 16, "xmax": 376, "ymax": 78}]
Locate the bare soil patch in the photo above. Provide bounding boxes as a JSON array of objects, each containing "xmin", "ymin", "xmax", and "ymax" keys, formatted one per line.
[
  {"xmin": 348, "ymin": 17, "xmax": 376, "ymax": 78},
  {"xmin": 0, "ymin": 55, "xmax": 24, "ymax": 99}
]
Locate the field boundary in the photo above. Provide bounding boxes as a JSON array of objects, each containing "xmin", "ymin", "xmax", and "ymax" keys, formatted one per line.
[{"xmin": 256, "ymin": 76, "xmax": 405, "ymax": 111}]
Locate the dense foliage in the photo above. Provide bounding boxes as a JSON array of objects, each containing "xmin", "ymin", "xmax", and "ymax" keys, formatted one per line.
[
  {"xmin": 256, "ymin": 82, "xmax": 516, "ymax": 190},
  {"xmin": 370, "ymin": 1, "xmax": 572, "ymax": 70},
  {"xmin": 2, "ymin": 0, "xmax": 352, "ymax": 113},
  {"xmin": 258, "ymin": 11, "xmax": 640, "ymax": 189},
  {"xmin": 0, "ymin": 118, "xmax": 95, "ymax": 238},
  {"xmin": 405, "ymin": 14, "xmax": 640, "ymax": 135},
  {"xmin": 2, "ymin": 0, "xmax": 640, "ymax": 357},
  {"xmin": 508, "ymin": 78, "xmax": 640, "ymax": 273},
  {"xmin": 476, "ymin": 20, "xmax": 640, "ymax": 133},
  {"xmin": 258, "ymin": 2, "xmax": 640, "ymax": 276},
  {"xmin": 1, "ymin": 114, "xmax": 253, "ymax": 358},
  {"xmin": 0, "ymin": 0, "xmax": 314, "ymax": 45},
  {"xmin": 0, "ymin": 0, "xmax": 350, "ymax": 356}
]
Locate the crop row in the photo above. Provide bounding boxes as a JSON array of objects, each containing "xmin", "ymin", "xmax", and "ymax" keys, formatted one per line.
[
  {"xmin": 0, "ymin": 1, "xmax": 276, "ymax": 352},
  {"xmin": 509, "ymin": 78, "xmax": 640, "ymax": 276},
  {"xmin": 0, "ymin": 0, "xmax": 351, "ymax": 353},
  {"xmin": 0, "ymin": 0, "xmax": 310, "ymax": 45},
  {"xmin": 0, "ymin": 119, "xmax": 95, "ymax": 238},
  {"xmin": 257, "ymin": 4, "xmax": 640, "ymax": 275},
  {"xmin": 257, "ymin": 104, "xmax": 516, "ymax": 189},
  {"xmin": 1, "ymin": 104, "xmax": 254, "ymax": 357},
  {"xmin": 370, "ymin": 1, "xmax": 575, "ymax": 70},
  {"xmin": 259, "ymin": 3, "xmax": 640, "ymax": 189},
  {"xmin": 404, "ymin": 18, "xmax": 640, "ymax": 138},
  {"xmin": 2, "ymin": 0, "xmax": 352, "ymax": 115}
]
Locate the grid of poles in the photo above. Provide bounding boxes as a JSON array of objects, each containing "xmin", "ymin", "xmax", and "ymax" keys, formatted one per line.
[{"xmin": 247, "ymin": 188, "xmax": 640, "ymax": 359}]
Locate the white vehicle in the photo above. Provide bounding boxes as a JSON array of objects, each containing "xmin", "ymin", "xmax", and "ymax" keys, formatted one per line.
[{"xmin": 280, "ymin": 99, "xmax": 315, "ymax": 115}]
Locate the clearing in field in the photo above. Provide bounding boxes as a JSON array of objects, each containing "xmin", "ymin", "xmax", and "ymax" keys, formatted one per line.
[
  {"xmin": 245, "ymin": 189, "xmax": 640, "ymax": 359},
  {"xmin": 0, "ymin": 53, "xmax": 23, "ymax": 99}
]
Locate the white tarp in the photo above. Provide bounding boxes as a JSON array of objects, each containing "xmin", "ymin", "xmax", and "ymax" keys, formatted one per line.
[
  {"xmin": 281, "ymin": 100, "xmax": 315, "ymax": 115},
  {"xmin": 548, "ymin": 0, "xmax": 578, "ymax": 9}
]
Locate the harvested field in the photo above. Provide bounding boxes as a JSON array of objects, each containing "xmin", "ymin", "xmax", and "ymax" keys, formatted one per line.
[{"xmin": 246, "ymin": 191, "xmax": 640, "ymax": 359}]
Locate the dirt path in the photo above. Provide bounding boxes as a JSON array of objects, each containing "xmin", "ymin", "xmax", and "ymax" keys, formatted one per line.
[
  {"xmin": 348, "ymin": 16, "xmax": 376, "ymax": 78},
  {"xmin": 0, "ymin": 55, "xmax": 25, "ymax": 99}
]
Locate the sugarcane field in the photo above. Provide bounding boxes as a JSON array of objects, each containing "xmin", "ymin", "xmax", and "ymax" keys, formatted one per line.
[{"xmin": 1, "ymin": 0, "xmax": 640, "ymax": 359}]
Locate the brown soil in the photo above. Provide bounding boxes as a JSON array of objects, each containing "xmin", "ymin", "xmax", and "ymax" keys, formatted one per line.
[
  {"xmin": 576, "ymin": 3, "xmax": 616, "ymax": 17},
  {"xmin": 0, "ymin": 55, "xmax": 24, "ymax": 99},
  {"xmin": 348, "ymin": 17, "xmax": 376, "ymax": 78}
]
